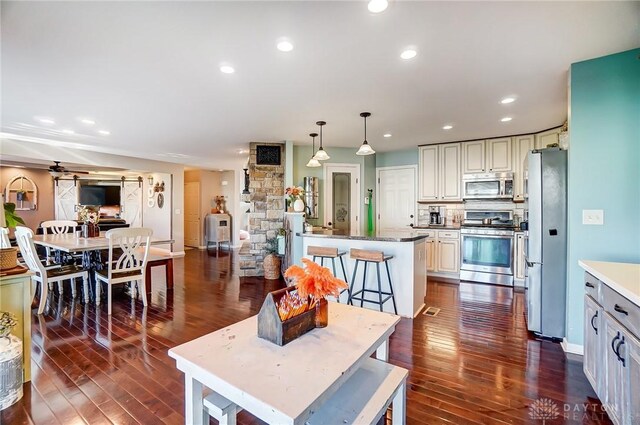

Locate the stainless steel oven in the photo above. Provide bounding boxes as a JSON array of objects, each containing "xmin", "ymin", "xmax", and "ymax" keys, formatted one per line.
[
  {"xmin": 463, "ymin": 172, "xmax": 514, "ymax": 200},
  {"xmin": 460, "ymin": 227, "xmax": 514, "ymax": 286}
]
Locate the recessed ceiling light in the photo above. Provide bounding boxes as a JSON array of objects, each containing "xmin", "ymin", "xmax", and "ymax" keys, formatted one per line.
[
  {"xmin": 442, "ymin": 125, "xmax": 453, "ymax": 130},
  {"xmin": 501, "ymin": 117, "xmax": 512, "ymax": 122},
  {"xmin": 383, "ymin": 133, "xmax": 392, "ymax": 138},
  {"xmin": 368, "ymin": 0, "xmax": 388, "ymax": 13},
  {"xmin": 98, "ymin": 130, "xmax": 110, "ymax": 135},
  {"xmin": 80, "ymin": 118, "xmax": 95, "ymax": 125},
  {"xmin": 37, "ymin": 117, "xmax": 55, "ymax": 125},
  {"xmin": 277, "ymin": 40, "xmax": 294, "ymax": 52},
  {"xmin": 400, "ymin": 49, "xmax": 417, "ymax": 60},
  {"xmin": 220, "ymin": 65, "xmax": 235, "ymax": 74},
  {"xmin": 61, "ymin": 129, "xmax": 75, "ymax": 134},
  {"xmin": 501, "ymin": 97, "xmax": 516, "ymax": 104}
]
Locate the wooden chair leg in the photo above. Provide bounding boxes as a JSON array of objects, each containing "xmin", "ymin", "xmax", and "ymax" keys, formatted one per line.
[{"xmin": 71, "ymin": 278, "xmax": 77, "ymax": 298}]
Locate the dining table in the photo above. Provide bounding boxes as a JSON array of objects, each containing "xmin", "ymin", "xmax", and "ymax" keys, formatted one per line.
[
  {"xmin": 169, "ymin": 302, "xmax": 403, "ymax": 425},
  {"xmin": 32, "ymin": 232, "xmax": 174, "ymax": 301}
]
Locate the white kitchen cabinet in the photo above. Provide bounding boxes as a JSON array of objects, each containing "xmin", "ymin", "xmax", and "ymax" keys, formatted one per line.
[
  {"xmin": 418, "ymin": 146, "xmax": 439, "ymax": 201},
  {"xmin": 514, "ymin": 233, "xmax": 526, "ymax": 283},
  {"xmin": 439, "ymin": 144, "xmax": 462, "ymax": 201},
  {"xmin": 437, "ymin": 238, "xmax": 459, "ymax": 274},
  {"xmin": 418, "ymin": 144, "xmax": 461, "ymax": 202},
  {"xmin": 583, "ymin": 295, "xmax": 602, "ymax": 395},
  {"xmin": 426, "ymin": 239, "xmax": 436, "ymax": 273},
  {"xmin": 486, "ymin": 138, "xmax": 512, "ymax": 172},
  {"xmin": 462, "ymin": 141, "xmax": 485, "ymax": 174},
  {"xmin": 604, "ymin": 312, "xmax": 627, "ymax": 425},
  {"xmin": 628, "ymin": 334, "xmax": 640, "ymax": 424},
  {"xmin": 535, "ymin": 127, "xmax": 560, "ymax": 149},
  {"xmin": 512, "ymin": 135, "xmax": 535, "ymax": 201}
]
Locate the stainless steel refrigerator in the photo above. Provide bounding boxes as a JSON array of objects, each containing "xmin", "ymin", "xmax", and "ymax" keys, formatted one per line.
[{"xmin": 524, "ymin": 148, "xmax": 568, "ymax": 339}]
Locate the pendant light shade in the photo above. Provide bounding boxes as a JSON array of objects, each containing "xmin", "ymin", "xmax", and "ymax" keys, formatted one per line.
[
  {"xmin": 306, "ymin": 132, "xmax": 321, "ymax": 167},
  {"xmin": 356, "ymin": 112, "xmax": 376, "ymax": 156},
  {"xmin": 313, "ymin": 121, "xmax": 330, "ymax": 160}
]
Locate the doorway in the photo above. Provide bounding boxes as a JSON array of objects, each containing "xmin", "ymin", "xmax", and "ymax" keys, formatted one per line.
[
  {"xmin": 184, "ymin": 181, "xmax": 201, "ymax": 247},
  {"xmin": 376, "ymin": 165, "xmax": 417, "ymax": 236},
  {"xmin": 323, "ymin": 164, "xmax": 360, "ymax": 236}
]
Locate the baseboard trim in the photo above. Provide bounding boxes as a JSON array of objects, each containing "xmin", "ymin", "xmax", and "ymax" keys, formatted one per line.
[{"xmin": 561, "ymin": 338, "xmax": 584, "ymax": 356}]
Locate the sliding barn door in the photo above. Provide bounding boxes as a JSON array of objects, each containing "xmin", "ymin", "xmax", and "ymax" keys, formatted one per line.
[
  {"xmin": 55, "ymin": 180, "xmax": 78, "ymax": 220},
  {"xmin": 121, "ymin": 182, "xmax": 142, "ymax": 227}
]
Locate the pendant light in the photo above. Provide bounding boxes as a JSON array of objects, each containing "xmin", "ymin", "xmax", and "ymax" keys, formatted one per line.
[
  {"xmin": 313, "ymin": 121, "xmax": 330, "ymax": 160},
  {"xmin": 306, "ymin": 133, "xmax": 321, "ymax": 167},
  {"xmin": 356, "ymin": 112, "xmax": 375, "ymax": 155}
]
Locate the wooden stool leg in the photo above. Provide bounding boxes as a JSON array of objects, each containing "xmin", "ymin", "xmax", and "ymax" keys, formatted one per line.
[{"xmin": 385, "ymin": 260, "xmax": 398, "ymax": 315}]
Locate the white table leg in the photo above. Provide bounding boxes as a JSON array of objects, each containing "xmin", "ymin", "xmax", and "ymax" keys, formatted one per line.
[
  {"xmin": 221, "ymin": 405, "xmax": 238, "ymax": 425},
  {"xmin": 184, "ymin": 372, "xmax": 204, "ymax": 425},
  {"xmin": 375, "ymin": 339, "xmax": 389, "ymax": 361},
  {"xmin": 391, "ymin": 379, "xmax": 406, "ymax": 425}
]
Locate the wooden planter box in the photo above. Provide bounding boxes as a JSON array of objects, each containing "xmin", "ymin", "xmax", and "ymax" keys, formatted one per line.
[{"xmin": 257, "ymin": 286, "xmax": 315, "ymax": 346}]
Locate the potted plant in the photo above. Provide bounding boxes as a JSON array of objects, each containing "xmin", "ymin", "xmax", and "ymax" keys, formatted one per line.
[
  {"xmin": 78, "ymin": 205, "xmax": 100, "ymax": 237},
  {"xmin": 263, "ymin": 237, "xmax": 281, "ymax": 280},
  {"xmin": 284, "ymin": 259, "xmax": 348, "ymax": 327},
  {"xmin": 284, "ymin": 186, "xmax": 305, "ymax": 212},
  {"xmin": 3, "ymin": 203, "xmax": 25, "ymax": 228}
]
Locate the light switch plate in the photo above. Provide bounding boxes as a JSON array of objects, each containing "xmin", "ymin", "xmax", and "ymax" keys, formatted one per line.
[{"xmin": 582, "ymin": 209, "xmax": 604, "ymax": 225}]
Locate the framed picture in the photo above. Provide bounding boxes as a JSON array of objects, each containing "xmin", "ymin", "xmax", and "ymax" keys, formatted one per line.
[{"xmin": 256, "ymin": 145, "xmax": 281, "ymax": 166}]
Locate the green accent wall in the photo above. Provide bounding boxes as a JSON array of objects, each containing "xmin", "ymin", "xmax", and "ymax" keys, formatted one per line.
[
  {"xmin": 292, "ymin": 146, "xmax": 375, "ymax": 234},
  {"xmin": 376, "ymin": 148, "xmax": 419, "ymax": 168},
  {"xmin": 566, "ymin": 48, "xmax": 640, "ymax": 345}
]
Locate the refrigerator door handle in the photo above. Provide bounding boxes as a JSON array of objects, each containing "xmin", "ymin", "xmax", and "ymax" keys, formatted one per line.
[{"xmin": 525, "ymin": 258, "xmax": 542, "ymax": 267}]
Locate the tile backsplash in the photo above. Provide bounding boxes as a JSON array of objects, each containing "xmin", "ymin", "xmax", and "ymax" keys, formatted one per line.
[{"xmin": 417, "ymin": 201, "xmax": 525, "ymax": 226}]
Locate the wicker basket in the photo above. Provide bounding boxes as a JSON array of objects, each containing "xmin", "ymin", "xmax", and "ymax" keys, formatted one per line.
[
  {"xmin": 263, "ymin": 254, "xmax": 281, "ymax": 280},
  {"xmin": 0, "ymin": 248, "xmax": 18, "ymax": 270}
]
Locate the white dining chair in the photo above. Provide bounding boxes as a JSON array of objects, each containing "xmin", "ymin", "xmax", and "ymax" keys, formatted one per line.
[
  {"xmin": 15, "ymin": 226, "xmax": 89, "ymax": 314},
  {"xmin": 96, "ymin": 228, "xmax": 153, "ymax": 315},
  {"xmin": 0, "ymin": 227, "xmax": 10, "ymax": 248},
  {"xmin": 40, "ymin": 220, "xmax": 80, "ymax": 261}
]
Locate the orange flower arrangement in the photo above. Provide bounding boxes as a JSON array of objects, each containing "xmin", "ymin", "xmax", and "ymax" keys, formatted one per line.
[{"xmin": 285, "ymin": 258, "xmax": 348, "ymax": 300}]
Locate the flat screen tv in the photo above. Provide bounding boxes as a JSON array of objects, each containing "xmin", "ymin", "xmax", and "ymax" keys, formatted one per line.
[{"xmin": 79, "ymin": 185, "xmax": 121, "ymax": 206}]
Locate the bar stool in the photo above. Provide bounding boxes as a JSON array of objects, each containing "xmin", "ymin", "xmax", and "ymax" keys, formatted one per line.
[
  {"xmin": 349, "ymin": 248, "xmax": 397, "ymax": 314},
  {"xmin": 307, "ymin": 246, "xmax": 351, "ymax": 303}
]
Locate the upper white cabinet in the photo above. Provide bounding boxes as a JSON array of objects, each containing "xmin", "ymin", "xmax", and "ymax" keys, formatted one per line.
[
  {"xmin": 419, "ymin": 143, "xmax": 461, "ymax": 202},
  {"xmin": 462, "ymin": 141, "xmax": 485, "ymax": 174},
  {"xmin": 486, "ymin": 138, "xmax": 512, "ymax": 172},
  {"xmin": 512, "ymin": 135, "xmax": 535, "ymax": 201},
  {"xmin": 535, "ymin": 128, "xmax": 560, "ymax": 149},
  {"xmin": 462, "ymin": 138, "xmax": 512, "ymax": 174}
]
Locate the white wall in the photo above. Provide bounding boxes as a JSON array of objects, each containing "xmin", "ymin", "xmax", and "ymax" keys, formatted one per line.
[{"xmin": 143, "ymin": 172, "xmax": 173, "ymax": 252}]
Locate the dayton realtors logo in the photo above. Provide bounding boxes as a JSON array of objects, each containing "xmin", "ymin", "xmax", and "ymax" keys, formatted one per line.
[{"xmin": 529, "ymin": 398, "xmax": 560, "ymax": 424}]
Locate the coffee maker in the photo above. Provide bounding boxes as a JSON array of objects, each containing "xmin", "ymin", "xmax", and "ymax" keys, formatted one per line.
[{"xmin": 429, "ymin": 206, "xmax": 444, "ymax": 225}]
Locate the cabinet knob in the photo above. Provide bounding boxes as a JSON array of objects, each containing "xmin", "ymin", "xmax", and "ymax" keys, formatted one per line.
[{"xmin": 410, "ymin": 214, "xmax": 414, "ymax": 218}]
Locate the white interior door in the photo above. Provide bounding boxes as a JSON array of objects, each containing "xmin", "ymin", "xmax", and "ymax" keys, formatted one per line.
[
  {"xmin": 323, "ymin": 164, "xmax": 360, "ymax": 236},
  {"xmin": 54, "ymin": 180, "xmax": 79, "ymax": 220},
  {"xmin": 184, "ymin": 182, "xmax": 201, "ymax": 247},
  {"xmin": 377, "ymin": 166, "xmax": 416, "ymax": 236}
]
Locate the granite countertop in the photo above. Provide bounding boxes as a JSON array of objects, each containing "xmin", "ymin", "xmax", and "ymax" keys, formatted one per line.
[
  {"xmin": 297, "ymin": 232, "xmax": 428, "ymax": 242},
  {"xmin": 579, "ymin": 260, "xmax": 640, "ymax": 307},
  {"xmin": 412, "ymin": 225, "xmax": 461, "ymax": 231}
]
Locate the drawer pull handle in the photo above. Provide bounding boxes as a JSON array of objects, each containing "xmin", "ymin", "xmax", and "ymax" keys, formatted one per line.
[
  {"xmin": 615, "ymin": 337, "xmax": 626, "ymax": 367},
  {"xmin": 614, "ymin": 304, "xmax": 629, "ymax": 316},
  {"xmin": 585, "ymin": 282, "xmax": 595, "ymax": 288},
  {"xmin": 590, "ymin": 311, "xmax": 598, "ymax": 335}
]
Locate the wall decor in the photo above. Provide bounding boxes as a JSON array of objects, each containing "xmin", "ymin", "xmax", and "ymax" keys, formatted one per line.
[
  {"xmin": 147, "ymin": 198, "xmax": 155, "ymax": 208},
  {"xmin": 157, "ymin": 193, "xmax": 164, "ymax": 209},
  {"xmin": 256, "ymin": 145, "xmax": 281, "ymax": 166},
  {"xmin": 4, "ymin": 176, "xmax": 38, "ymax": 211}
]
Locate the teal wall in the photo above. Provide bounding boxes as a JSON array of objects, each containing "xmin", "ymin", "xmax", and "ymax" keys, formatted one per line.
[
  {"xmin": 292, "ymin": 146, "xmax": 375, "ymax": 234},
  {"xmin": 376, "ymin": 148, "xmax": 419, "ymax": 168},
  {"xmin": 566, "ymin": 48, "xmax": 640, "ymax": 345}
]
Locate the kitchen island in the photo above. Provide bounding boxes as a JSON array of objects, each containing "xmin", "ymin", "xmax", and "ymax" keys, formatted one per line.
[{"xmin": 299, "ymin": 232, "xmax": 427, "ymax": 318}]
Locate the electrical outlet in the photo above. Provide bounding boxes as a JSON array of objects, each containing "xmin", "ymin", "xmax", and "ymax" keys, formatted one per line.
[{"xmin": 582, "ymin": 209, "xmax": 604, "ymax": 225}]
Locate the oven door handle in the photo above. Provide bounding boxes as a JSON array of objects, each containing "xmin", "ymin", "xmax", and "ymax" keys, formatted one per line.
[{"xmin": 461, "ymin": 233, "xmax": 514, "ymax": 239}]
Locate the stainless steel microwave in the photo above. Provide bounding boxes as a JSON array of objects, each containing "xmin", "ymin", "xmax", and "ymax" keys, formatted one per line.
[{"xmin": 463, "ymin": 172, "xmax": 514, "ymax": 200}]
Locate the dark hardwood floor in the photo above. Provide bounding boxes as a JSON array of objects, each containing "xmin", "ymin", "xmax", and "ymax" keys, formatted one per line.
[{"xmin": 1, "ymin": 249, "xmax": 610, "ymax": 425}]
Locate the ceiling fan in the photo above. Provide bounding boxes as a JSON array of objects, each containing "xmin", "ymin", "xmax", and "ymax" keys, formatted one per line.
[{"xmin": 47, "ymin": 161, "xmax": 90, "ymax": 177}]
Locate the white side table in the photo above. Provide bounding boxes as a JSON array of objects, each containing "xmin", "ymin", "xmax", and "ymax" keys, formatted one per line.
[{"xmin": 0, "ymin": 335, "xmax": 23, "ymax": 410}]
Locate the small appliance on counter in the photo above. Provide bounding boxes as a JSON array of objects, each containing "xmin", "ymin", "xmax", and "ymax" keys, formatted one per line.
[{"xmin": 428, "ymin": 206, "xmax": 446, "ymax": 226}]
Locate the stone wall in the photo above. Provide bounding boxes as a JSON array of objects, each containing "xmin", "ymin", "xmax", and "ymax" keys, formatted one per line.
[{"xmin": 239, "ymin": 142, "xmax": 285, "ymax": 276}]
